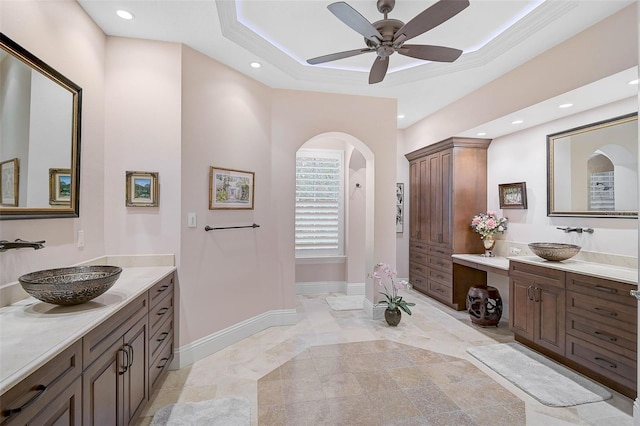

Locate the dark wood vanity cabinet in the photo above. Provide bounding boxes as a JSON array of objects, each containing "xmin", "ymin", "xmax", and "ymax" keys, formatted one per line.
[
  {"xmin": 82, "ymin": 293, "xmax": 149, "ymax": 426},
  {"xmin": 509, "ymin": 260, "xmax": 637, "ymax": 398},
  {"xmin": 0, "ymin": 271, "xmax": 175, "ymax": 426},
  {"xmin": 406, "ymin": 137, "xmax": 491, "ymax": 309},
  {"xmin": 0, "ymin": 341, "xmax": 83, "ymax": 425},
  {"xmin": 509, "ymin": 261, "xmax": 566, "ymax": 355},
  {"xmin": 565, "ymin": 272, "xmax": 637, "ymax": 395},
  {"xmin": 148, "ymin": 274, "xmax": 175, "ymax": 396}
]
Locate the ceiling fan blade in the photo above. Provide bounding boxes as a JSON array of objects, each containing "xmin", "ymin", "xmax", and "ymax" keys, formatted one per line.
[
  {"xmin": 398, "ymin": 44, "xmax": 463, "ymax": 62},
  {"xmin": 307, "ymin": 48, "xmax": 373, "ymax": 65},
  {"xmin": 394, "ymin": 0, "xmax": 470, "ymax": 45},
  {"xmin": 328, "ymin": 2, "xmax": 382, "ymax": 45},
  {"xmin": 369, "ymin": 56, "xmax": 389, "ymax": 84}
]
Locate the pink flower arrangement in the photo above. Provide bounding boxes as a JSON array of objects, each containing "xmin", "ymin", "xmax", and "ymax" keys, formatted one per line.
[
  {"xmin": 368, "ymin": 263, "xmax": 415, "ymax": 315},
  {"xmin": 470, "ymin": 211, "xmax": 507, "ymax": 238}
]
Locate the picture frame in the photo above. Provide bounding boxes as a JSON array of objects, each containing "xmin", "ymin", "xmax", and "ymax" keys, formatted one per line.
[
  {"xmin": 126, "ymin": 171, "xmax": 159, "ymax": 207},
  {"xmin": 209, "ymin": 166, "xmax": 254, "ymax": 210},
  {"xmin": 49, "ymin": 168, "xmax": 72, "ymax": 205},
  {"xmin": 396, "ymin": 183, "xmax": 404, "ymax": 233},
  {"xmin": 0, "ymin": 158, "xmax": 19, "ymax": 206},
  {"xmin": 499, "ymin": 182, "xmax": 528, "ymax": 209}
]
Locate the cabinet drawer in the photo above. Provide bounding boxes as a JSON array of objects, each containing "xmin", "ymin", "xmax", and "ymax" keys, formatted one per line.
[
  {"xmin": 150, "ymin": 291, "xmax": 174, "ymax": 337},
  {"xmin": 428, "ymin": 280, "xmax": 452, "ymax": 301},
  {"xmin": 567, "ymin": 273, "xmax": 636, "ymax": 307},
  {"xmin": 150, "ymin": 317, "xmax": 174, "ymax": 364},
  {"xmin": 427, "ymin": 245, "xmax": 452, "ymax": 259},
  {"xmin": 0, "ymin": 341, "xmax": 82, "ymax": 425},
  {"xmin": 428, "ymin": 268, "xmax": 452, "ymax": 286},
  {"xmin": 509, "ymin": 261, "xmax": 565, "ymax": 289},
  {"xmin": 83, "ymin": 293, "xmax": 148, "ymax": 369},
  {"xmin": 427, "ymin": 255, "xmax": 452, "ymax": 273},
  {"xmin": 410, "ymin": 263, "xmax": 428, "ymax": 277},
  {"xmin": 149, "ymin": 273, "xmax": 174, "ymax": 309},
  {"xmin": 409, "ymin": 251, "xmax": 428, "ymax": 266},
  {"xmin": 409, "ymin": 242, "xmax": 428, "ymax": 254},
  {"xmin": 566, "ymin": 313, "xmax": 636, "ymax": 360},
  {"xmin": 566, "ymin": 335, "xmax": 636, "ymax": 390},
  {"xmin": 567, "ymin": 291, "xmax": 636, "ymax": 327},
  {"xmin": 409, "ymin": 271, "xmax": 428, "ymax": 293},
  {"xmin": 149, "ymin": 337, "xmax": 174, "ymax": 394}
]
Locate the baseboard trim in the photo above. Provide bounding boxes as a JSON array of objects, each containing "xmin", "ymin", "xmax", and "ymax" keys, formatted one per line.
[
  {"xmin": 170, "ymin": 308, "xmax": 297, "ymax": 370},
  {"xmin": 346, "ymin": 282, "xmax": 365, "ymax": 295},
  {"xmin": 634, "ymin": 398, "xmax": 640, "ymax": 426},
  {"xmin": 295, "ymin": 281, "xmax": 346, "ymax": 295}
]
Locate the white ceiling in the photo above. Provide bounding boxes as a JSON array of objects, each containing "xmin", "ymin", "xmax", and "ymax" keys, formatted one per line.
[{"xmin": 78, "ymin": 0, "xmax": 637, "ymax": 133}]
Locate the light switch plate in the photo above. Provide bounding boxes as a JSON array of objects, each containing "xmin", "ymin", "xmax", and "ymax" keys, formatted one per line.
[{"xmin": 187, "ymin": 213, "xmax": 197, "ymax": 228}]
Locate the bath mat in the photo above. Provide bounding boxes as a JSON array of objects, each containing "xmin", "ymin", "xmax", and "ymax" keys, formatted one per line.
[
  {"xmin": 325, "ymin": 295, "xmax": 363, "ymax": 311},
  {"xmin": 150, "ymin": 397, "xmax": 250, "ymax": 426},
  {"xmin": 467, "ymin": 343, "xmax": 611, "ymax": 407}
]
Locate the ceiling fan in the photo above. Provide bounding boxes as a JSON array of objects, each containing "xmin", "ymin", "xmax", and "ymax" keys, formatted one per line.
[{"xmin": 307, "ymin": 0, "xmax": 470, "ymax": 84}]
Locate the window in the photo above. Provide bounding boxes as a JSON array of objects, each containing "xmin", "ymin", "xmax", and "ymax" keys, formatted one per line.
[{"xmin": 295, "ymin": 149, "xmax": 344, "ymax": 257}]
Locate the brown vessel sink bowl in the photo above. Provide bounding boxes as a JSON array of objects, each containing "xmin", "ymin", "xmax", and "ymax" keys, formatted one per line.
[
  {"xmin": 528, "ymin": 243, "xmax": 581, "ymax": 262},
  {"xmin": 19, "ymin": 265, "xmax": 122, "ymax": 306}
]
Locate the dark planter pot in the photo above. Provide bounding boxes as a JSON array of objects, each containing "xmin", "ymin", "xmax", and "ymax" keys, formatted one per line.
[{"xmin": 385, "ymin": 308, "xmax": 402, "ymax": 326}]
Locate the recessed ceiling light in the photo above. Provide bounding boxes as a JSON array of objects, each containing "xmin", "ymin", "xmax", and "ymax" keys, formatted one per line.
[
  {"xmin": 476, "ymin": 132, "xmax": 487, "ymax": 136},
  {"xmin": 397, "ymin": 114, "xmax": 405, "ymax": 119},
  {"xmin": 559, "ymin": 103, "xmax": 573, "ymax": 108},
  {"xmin": 250, "ymin": 62, "xmax": 261, "ymax": 68},
  {"xmin": 512, "ymin": 120, "xmax": 523, "ymax": 125},
  {"xmin": 628, "ymin": 79, "xmax": 639, "ymax": 85},
  {"xmin": 116, "ymin": 10, "xmax": 134, "ymax": 20}
]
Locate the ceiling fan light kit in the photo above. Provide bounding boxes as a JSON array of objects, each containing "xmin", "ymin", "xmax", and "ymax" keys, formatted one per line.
[{"xmin": 307, "ymin": 0, "xmax": 470, "ymax": 84}]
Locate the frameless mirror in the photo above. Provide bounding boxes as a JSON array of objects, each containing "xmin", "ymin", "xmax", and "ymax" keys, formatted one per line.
[
  {"xmin": 547, "ymin": 113, "xmax": 638, "ymax": 218},
  {"xmin": 0, "ymin": 33, "xmax": 81, "ymax": 220}
]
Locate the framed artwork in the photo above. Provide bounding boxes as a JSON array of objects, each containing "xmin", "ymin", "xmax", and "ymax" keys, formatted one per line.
[
  {"xmin": 49, "ymin": 168, "xmax": 72, "ymax": 205},
  {"xmin": 499, "ymin": 182, "xmax": 528, "ymax": 209},
  {"xmin": 0, "ymin": 158, "xmax": 19, "ymax": 206},
  {"xmin": 126, "ymin": 171, "xmax": 159, "ymax": 207},
  {"xmin": 209, "ymin": 166, "xmax": 254, "ymax": 210},
  {"xmin": 396, "ymin": 182, "xmax": 404, "ymax": 233}
]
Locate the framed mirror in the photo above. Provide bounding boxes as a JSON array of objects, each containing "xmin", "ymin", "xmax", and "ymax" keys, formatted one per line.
[
  {"xmin": 547, "ymin": 112, "xmax": 638, "ymax": 218},
  {"xmin": 0, "ymin": 33, "xmax": 82, "ymax": 220}
]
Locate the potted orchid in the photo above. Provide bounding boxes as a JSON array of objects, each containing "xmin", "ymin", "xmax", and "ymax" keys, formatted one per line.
[
  {"xmin": 369, "ymin": 263, "xmax": 415, "ymax": 326},
  {"xmin": 470, "ymin": 211, "xmax": 507, "ymax": 256}
]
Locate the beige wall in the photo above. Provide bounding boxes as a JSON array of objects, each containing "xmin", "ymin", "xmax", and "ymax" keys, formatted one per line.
[
  {"xmin": 0, "ymin": 0, "xmax": 106, "ymax": 285},
  {"xmin": 402, "ymin": 4, "xmax": 638, "ymax": 153}
]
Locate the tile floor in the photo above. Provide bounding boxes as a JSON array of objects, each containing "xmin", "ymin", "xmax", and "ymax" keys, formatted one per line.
[{"xmin": 136, "ymin": 288, "xmax": 634, "ymax": 425}]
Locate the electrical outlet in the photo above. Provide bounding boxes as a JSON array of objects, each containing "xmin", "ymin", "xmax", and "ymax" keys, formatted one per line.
[
  {"xmin": 509, "ymin": 247, "xmax": 521, "ymax": 255},
  {"xmin": 77, "ymin": 230, "xmax": 85, "ymax": 248}
]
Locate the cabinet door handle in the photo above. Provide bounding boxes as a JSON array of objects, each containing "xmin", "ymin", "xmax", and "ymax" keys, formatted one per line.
[
  {"xmin": 124, "ymin": 343, "xmax": 134, "ymax": 368},
  {"xmin": 157, "ymin": 307, "xmax": 169, "ymax": 316},
  {"xmin": 157, "ymin": 357, "xmax": 170, "ymax": 369},
  {"xmin": 157, "ymin": 284, "xmax": 170, "ymax": 293},
  {"xmin": 533, "ymin": 287, "xmax": 540, "ymax": 303},
  {"xmin": 2, "ymin": 384, "xmax": 47, "ymax": 418},
  {"xmin": 118, "ymin": 348, "xmax": 129, "ymax": 375},
  {"xmin": 526, "ymin": 285, "xmax": 533, "ymax": 301},
  {"xmin": 415, "ymin": 245, "xmax": 424, "ymax": 249},
  {"xmin": 594, "ymin": 331, "xmax": 618, "ymax": 342},
  {"xmin": 157, "ymin": 332, "xmax": 169, "ymax": 343},
  {"xmin": 594, "ymin": 356, "xmax": 617, "ymax": 369},
  {"xmin": 594, "ymin": 286, "xmax": 617, "ymax": 294},
  {"xmin": 594, "ymin": 307, "xmax": 618, "ymax": 317}
]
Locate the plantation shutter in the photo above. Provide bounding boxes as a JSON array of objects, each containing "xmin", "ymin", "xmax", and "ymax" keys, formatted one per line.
[{"xmin": 295, "ymin": 149, "xmax": 344, "ymax": 257}]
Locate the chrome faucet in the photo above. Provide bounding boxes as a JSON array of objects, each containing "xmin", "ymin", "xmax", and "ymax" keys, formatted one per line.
[
  {"xmin": 556, "ymin": 227, "xmax": 594, "ymax": 234},
  {"xmin": 0, "ymin": 239, "xmax": 46, "ymax": 252}
]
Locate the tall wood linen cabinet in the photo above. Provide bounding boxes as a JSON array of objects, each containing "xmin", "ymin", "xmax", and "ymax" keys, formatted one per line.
[{"xmin": 405, "ymin": 137, "xmax": 491, "ymax": 310}]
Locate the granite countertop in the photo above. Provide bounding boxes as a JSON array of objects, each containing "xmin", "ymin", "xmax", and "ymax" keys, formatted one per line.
[
  {"xmin": 452, "ymin": 253, "xmax": 637, "ymax": 285},
  {"xmin": 0, "ymin": 263, "xmax": 175, "ymax": 395}
]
